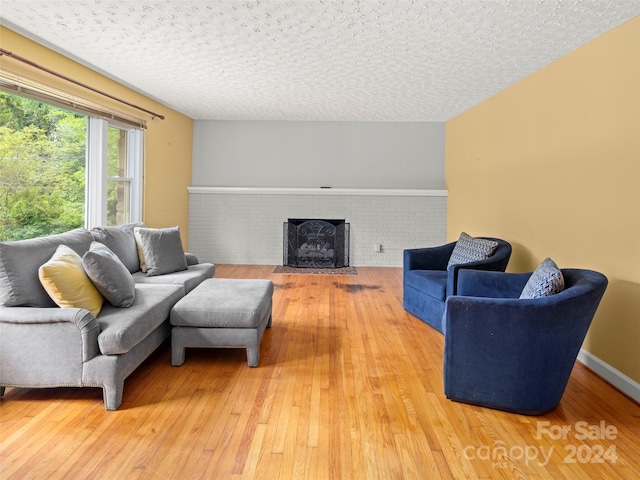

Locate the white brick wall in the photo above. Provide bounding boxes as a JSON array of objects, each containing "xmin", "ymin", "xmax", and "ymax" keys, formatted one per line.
[{"xmin": 189, "ymin": 188, "xmax": 447, "ymax": 267}]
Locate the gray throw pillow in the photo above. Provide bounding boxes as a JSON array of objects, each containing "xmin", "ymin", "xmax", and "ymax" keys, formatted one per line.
[
  {"xmin": 520, "ymin": 258, "xmax": 565, "ymax": 299},
  {"xmin": 90, "ymin": 223, "xmax": 144, "ymax": 273},
  {"xmin": 447, "ymin": 232, "xmax": 499, "ymax": 268},
  {"xmin": 82, "ymin": 242, "xmax": 136, "ymax": 307},
  {"xmin": 0, "ymin": 228, "xmax": 94, "ymax": 307},
  {"xmin": 135, "ymin": 226, "xmax": 188, "ymax": 277}
]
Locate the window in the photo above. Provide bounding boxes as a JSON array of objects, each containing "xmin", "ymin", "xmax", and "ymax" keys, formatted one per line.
[
  {"xmin": 108, "ymin": 126, "xmax": 132, "ymax": 225},
  {"xmin": 107, "ymin": 125, "xmax": 143, "ymax": 226},
  {"xmin": 0, "ymin": 91, "xmax": 143, "ymax": 241}
]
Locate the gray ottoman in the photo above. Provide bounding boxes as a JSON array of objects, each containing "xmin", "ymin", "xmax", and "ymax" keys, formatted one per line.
[{"xmin": 170, "ymin": 278, "xmax": 274, "ymax": 367}]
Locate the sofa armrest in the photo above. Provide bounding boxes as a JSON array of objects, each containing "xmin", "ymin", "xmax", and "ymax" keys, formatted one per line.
[
  {"xmin": 403, "ymin": 242, "xmax": 456, "ymax": 273},
  {"xmin": 184, "ymin": 252, "xmax": 199, "ymax": 266},
  {"xmin": 0, "ymin": 306, "xmax": 100, "ymax": 362}
]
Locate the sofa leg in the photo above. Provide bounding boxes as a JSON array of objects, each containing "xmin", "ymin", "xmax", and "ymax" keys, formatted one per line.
[
  {"xmin": 247, "ymin": 347, "xmax": 260, "ymax": 368},
  {"xmin": 103, "ymin": 383, "xmax": 124, "ymax": 411},
  {"xmin": 171, "ymin": 344, "xmax": 186, "ymax": 366},
  {"xmin": 0, "ymin": 386, "xmax": 5, "ymax": 397},
  {"xmin": 171, "ymin": 328, "xmax": 186, "ymax": 366},
  {"xmin": 266, "ymin": 314, "xmax": 272, "ymax": 328}
]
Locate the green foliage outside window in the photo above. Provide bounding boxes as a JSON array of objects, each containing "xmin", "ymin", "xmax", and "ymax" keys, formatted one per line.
[
  {"xmin": 106, "ymin": 126, "xmax": 130, "ymax": 226},
  {"xmin": 0, "ymin": 92, "xmax": 87, "ymax": 241}
]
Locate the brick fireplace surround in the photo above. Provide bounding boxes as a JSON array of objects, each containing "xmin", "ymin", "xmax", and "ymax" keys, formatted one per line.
[{"xmin": 188, "ymin": 187, "xmax": 447, "ymax": 267}]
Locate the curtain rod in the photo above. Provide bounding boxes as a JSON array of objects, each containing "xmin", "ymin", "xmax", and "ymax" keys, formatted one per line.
[{"xmin": 0, "ymin": 48, "xmax": 165, "ymax": 120}]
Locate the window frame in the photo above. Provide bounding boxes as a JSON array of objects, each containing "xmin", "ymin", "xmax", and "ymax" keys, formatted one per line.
[
  {"xmin": 0, "ymin": 87, "xmax": 144, "ymax": 234},
  {"xmin": 85, "ymin": 117, "xmax": 143, "ymax": 229}
]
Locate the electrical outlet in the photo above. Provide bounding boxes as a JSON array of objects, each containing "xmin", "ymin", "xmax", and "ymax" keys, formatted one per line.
[{"xmin": 374, "ymin": 244, "xmax": 381, "ymax": 253}]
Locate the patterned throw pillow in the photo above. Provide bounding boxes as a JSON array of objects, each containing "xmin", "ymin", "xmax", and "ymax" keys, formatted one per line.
[
  {"xmin": 520, "ymin": 258, "xmax": 565, "ymax": 299},
  {"xmin": 447, "ymin": 232, "xmax": 499, "ymax": 268}
]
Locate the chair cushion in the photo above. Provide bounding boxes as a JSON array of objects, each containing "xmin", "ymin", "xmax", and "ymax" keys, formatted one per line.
[
  {"xmin": 38, "ymin": 245, "xmax": 104, "ymax": 317},
  {"xmin": 520, "ymin": 258, "xmax": 565, "ymax": 299},
  {"xmin": 404, "ymin": 270, "xmax": 448, "ymax": 301},
  {"xmin": 97, "ymin": 283, "xmax": 183, "ymax": 355},
  {"xmin": 447, "ymin": 232, "xmax": 498, "ymax": 268},
  {"xmin": 132, "ymin": 263, "xmax": 215, "ymax": 295},
  {"xmin": 82, "ymin": 242, "xmax": 136, "ymax": 307},
  {"xmin": 134, "ymin": 226, "xmax": 188, "ymax": 276}
]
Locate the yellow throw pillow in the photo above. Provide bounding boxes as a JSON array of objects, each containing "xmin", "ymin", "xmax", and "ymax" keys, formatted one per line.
[{"xmin": 39, "ymin": 244, "xmax": 104, "ymax": 317}]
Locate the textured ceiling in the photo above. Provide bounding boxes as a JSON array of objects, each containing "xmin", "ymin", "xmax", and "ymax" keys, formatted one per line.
[{"xmin": 1, "ymin": 1, "xmax": 639, "ymax": 121}]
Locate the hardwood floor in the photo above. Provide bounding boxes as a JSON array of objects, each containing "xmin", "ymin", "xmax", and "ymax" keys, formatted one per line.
[{"xmin": 1, "ymin": 265, "xmax": 639, "ymax": 479}]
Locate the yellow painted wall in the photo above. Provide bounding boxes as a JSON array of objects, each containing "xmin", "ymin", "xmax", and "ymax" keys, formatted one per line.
[
  {"xmin": 446, "ymin": 17, "xmax": 640, "ymax": 383},
  {"xmin": 0, "ymin": 27, "xmax": 194, "ymax": 248}
]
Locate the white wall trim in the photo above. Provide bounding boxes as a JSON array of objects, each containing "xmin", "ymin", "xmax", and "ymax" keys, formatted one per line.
[
  {"xmin": 188, "ymin": 186, "xmax": 448, "ymax": 197},
  {"xmin": 577, "ymin": 349, "xmax": 640, "ymax": 403}
]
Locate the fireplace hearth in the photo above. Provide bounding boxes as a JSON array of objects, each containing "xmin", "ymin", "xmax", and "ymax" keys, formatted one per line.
[{"xmin": 283, "ymin": 219, "xmax": 349, "ymax": 268}]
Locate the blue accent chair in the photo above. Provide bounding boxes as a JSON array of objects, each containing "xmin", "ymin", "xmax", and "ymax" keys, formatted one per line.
[
  {"xmin": 403, "ymin": 238, "xmax": 512, "ymax": 333},
  {"xmin": 443, "ymin": 268, "xmax": 608, "ymax": 415}
]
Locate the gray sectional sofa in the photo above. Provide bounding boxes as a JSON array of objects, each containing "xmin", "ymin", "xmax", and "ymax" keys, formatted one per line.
[{"xmin": 0, "ymin": 224, "xmax": 215, "ymax": 410}]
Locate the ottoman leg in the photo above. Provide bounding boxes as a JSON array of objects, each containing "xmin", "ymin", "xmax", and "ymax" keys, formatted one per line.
[
  {"xmin": 171, "ymin": 334, "xmax": 186, "ymax": 367},
  {"xmin": 247, "ymin": 346, "xmax": 260, "ymax": 367}
]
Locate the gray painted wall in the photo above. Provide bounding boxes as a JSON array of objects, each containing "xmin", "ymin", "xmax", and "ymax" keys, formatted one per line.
[{"xmin": 192, "ymin": 121, "xmax": 445, "ymax": 189}]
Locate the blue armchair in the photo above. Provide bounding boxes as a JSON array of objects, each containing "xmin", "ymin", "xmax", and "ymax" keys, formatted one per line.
[
  {"xmin": 403, "ymin": 237, "xmax": 512, "ymax": 332},
  {"xmin": 443, "ymin": 268, "xmax": 608, "ymax": 415}
]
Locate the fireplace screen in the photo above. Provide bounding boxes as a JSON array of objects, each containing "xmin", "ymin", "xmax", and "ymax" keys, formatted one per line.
[{"xmin": 283, "ymin": 219, "xmax": 349, "ymax": 268}]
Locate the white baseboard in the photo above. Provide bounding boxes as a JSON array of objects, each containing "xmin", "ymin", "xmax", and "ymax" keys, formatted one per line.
[{"xmin": 577, "ymin": 349, "xmax": 640, "ymax": 403}]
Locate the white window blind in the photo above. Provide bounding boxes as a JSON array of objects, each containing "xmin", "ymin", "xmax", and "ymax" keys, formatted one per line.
[{"xmin": 0, "ymin": 71, "xmax": 147, "ymax": 130}]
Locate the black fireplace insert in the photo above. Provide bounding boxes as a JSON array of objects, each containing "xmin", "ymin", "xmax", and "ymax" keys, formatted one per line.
[{"xmin": 283, "ymin": 219, "xmax": 349, "ymax": 268}]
